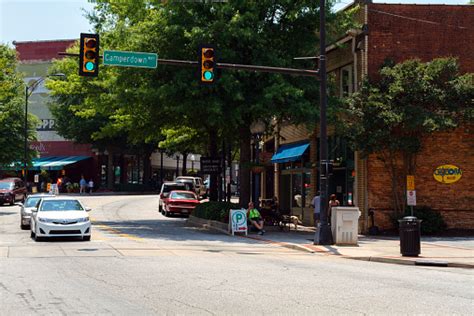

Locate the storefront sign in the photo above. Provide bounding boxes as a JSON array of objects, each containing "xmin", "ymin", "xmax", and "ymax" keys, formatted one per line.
[
  {"xmin": 200, "ymin": 157, "xmax": 221, "ymax": 174},
  {"xmin": 433, "ymin": 164, "xmax": 462, "ymax": 184},
  {"xmin": 229, "ymin": 209, "xmax": 247, "ymax": 236},
  {"xmin": 407, "ymin": 190, "xmax": 416, "ymax": 206}
]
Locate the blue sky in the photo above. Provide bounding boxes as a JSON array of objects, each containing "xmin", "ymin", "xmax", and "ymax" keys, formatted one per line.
[{"xmin": 0, "ymin": 0, "xmax": 470, "ymax": 45}]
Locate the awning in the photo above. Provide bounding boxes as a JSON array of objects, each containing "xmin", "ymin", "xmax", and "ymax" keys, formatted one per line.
[
  {"xmin": 31, "ymin": 156, "xmax": 92, "ymax": 170},
  {"xmin": 271, "ymin": 142, "xmax": 310, "ymax": 164}
]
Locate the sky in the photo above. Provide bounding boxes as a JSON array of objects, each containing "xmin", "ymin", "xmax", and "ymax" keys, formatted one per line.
[{"xmin": 0, "ymin": 0, "xmax": 470, "ymax": 46}]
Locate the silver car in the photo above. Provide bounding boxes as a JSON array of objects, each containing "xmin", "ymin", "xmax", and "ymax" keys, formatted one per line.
[{"xmin": 20, "ymin": 194, "xmax": 55, "ymax": 230}]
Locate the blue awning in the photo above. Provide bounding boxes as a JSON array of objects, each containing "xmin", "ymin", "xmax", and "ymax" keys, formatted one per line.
[
  {"xmin": 31, "ymin": 156, "xmax": 91, "ymax": 170},
  {"xmin": 271, "ymin": 142, "xmax": 310, "ymax": 164}
]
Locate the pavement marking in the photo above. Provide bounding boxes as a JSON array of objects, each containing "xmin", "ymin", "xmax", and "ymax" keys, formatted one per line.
[{"xmin": 91, "ymin": 217, "xmax": 145, "ymax": 242}]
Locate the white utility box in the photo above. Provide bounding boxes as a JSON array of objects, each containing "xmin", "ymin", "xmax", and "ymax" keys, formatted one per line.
[{"xmin": 331, "ymin": 206, "xmax": 361, "ymax": 245}]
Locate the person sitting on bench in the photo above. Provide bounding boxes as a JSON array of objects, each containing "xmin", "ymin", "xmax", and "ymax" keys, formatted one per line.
[{"xmin": 247, "ymin": 201, "xmax": 265, "ymax": 235}]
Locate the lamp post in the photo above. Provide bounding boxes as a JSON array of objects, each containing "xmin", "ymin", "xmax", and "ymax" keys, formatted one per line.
[
  {"xmin": 250, "ymin": 120, "xmax": 266, "ymax": 205},
  {"xmin": 315, "ymin": 0, "xmax": 333, "ymax": 245},
  {"xmin": 24, "ymin": 74, "xmax": 65, "ymax": 183}
]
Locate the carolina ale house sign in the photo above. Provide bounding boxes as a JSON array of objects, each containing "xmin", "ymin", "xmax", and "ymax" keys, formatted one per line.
[{"xmin": 433, "ymin": 164, "xmax": 462, "ymax": 184}]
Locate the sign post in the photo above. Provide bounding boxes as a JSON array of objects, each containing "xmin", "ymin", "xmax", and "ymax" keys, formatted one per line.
[
  {"xmin": 407, "ymin": 175, "xmax": 416, "ymax": 216},
  {"xmin": 229, "ymin": 209, "xmax": 247, "ymax": 236}
]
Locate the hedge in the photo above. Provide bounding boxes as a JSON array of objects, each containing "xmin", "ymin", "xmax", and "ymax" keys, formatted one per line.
[{"xmin": 193, "ymin": 201, "xmax": 240, "ymax": 223}]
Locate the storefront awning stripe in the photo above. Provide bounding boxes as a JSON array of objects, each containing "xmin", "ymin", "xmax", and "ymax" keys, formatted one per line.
[
  {"xmin": 31, "ymin": 156, "xmax": 91, "ymax": 170},
  {"xmin": 270, "ymin": 142, "xmax": 309, "ymax": 164}
]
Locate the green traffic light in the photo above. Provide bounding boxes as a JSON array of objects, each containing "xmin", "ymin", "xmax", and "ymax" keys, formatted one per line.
[
  {"xmin": 203, "ymin": 71, "xmax": 214, "ymax": 81},
  {"xmin": 85, "ymin": 61, "xmax": 95, "ymax": 71}
]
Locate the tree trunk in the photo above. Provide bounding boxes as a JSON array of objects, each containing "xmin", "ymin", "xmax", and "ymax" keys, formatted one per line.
[
  {"xmin": 106, "ymin": 147, "xmax": 114, "ymax": 190},
  {"xmin": 143, "ymin": 150, "xmax": 152, "ymax": 189},
  {"xmin": 182, "ymin": 152, "xmax": 187, "ymax": 176},
  {"xmin": 208, "ymin": 129, "xmax": 218, "ymax": 201},
  {"xmin": 239, "ymin": 125, "xmax": 251, "ymax": 208}
]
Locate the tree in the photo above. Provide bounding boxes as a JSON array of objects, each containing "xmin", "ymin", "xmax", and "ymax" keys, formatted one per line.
[
  {"xmin": 342, "ymin": 58, "xmax": 473, "ymax": 215},
  {"xmin": 87, "ymin": 0, "xmax": 340, "ymax": 204},
  {"xmin": 0, "ymin": 44, "xmax": 37, "ymax": 170}
]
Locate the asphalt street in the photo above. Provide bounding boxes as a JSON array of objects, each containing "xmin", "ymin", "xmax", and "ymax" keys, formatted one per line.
[{"xmin": 1, "ymin": 195, "xmax": 472, "ymax": 315}]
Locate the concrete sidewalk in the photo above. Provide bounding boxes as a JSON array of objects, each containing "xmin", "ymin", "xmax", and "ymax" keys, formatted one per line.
[{"xmin": 243, "ymin": 226, "xmax": 474, "ymax": 269}]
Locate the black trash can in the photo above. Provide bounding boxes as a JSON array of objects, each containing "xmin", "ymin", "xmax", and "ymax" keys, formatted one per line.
[{"xmin": 398, "ymin": 216, "xmax": 422, "ymax": 257}]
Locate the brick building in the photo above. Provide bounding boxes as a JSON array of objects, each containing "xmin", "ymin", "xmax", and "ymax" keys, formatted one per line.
[{"xmin": 265, "ymin": 1, "xmax": 473, "ymax": 231}]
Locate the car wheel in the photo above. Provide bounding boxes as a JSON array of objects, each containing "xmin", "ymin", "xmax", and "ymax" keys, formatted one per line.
[
  {"xmin": 164, "ymin": 208, "xmax": 169, "ymax": 217},
  {"xmin": 83, "ymin": 235, "xmax": 91, "ymax": 241},
  {"xmin": 10, "ymin": 198, "xmax": 14, "ymax": 206},
  {"xmin": 21, "ymin": 223, "xmax": 29, "ymax": 230},
  {"xmin": 30, "ymin": 229, "xmax": 35, "ymax": 238}
]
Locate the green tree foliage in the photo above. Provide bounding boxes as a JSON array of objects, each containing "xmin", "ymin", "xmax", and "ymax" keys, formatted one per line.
[
  {"xmin": 86, "ymin": 0, "xmax": 339, "ymax": 204},
  {"xmin": 342, "ymin": 58, "xmax": 473, "ymax": 214},
  {"xmin": 0, "ymin": 44, "xmax": 37, "ymax": 169}
]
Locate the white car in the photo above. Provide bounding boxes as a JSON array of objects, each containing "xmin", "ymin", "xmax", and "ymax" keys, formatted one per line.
[
  {"xmin": 30, "ymin": 197, "xmax": 92, "ymax": 241},
  {"xmin": 175, "ymin": 176, "xmax": 206, "ymax": 197},
  {"xmin": 20, "ymin": 193, "xmax": 55, "ymax": 230}
]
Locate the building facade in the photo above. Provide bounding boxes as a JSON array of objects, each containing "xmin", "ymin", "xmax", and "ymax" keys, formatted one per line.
[{"xmin": 265, "ymin": 1, "xmax": 474, "ymax": 231}]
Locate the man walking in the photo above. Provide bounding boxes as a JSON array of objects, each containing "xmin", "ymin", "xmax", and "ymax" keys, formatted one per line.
[
  {"xmin": 80, "ymin": 176, "xmax": 87, "ymax": 194},
  {"xmin": 310, "ymin": 191, "xmax": 321, "ymax": 228}
]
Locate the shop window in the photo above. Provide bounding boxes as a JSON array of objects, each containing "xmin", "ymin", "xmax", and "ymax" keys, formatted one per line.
[
  {"xmin": 292, "ymin": 173, "xmax": 302, "ymax": 208},
  {"xmin": 340, "ymin": 65, "xmax": 353, "ymax": 97}
]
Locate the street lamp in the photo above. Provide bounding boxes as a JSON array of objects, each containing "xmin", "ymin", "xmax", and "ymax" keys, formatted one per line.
[
  {"xmin": 250, "ymin": 120, "xmax": 266, "ymax": 205},
  {"xmin": 24, "ymin": 73, "xmax": 65, "ymax": 183}
]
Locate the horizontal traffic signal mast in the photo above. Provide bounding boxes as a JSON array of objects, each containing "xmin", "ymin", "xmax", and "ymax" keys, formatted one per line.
[{"xmin": 79, "ymin": 33, "xmax": 100, "ymax": 77}]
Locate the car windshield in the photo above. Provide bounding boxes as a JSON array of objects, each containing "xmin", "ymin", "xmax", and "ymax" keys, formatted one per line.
[
  {"xmin": 40, "ymin": 200, "xmax": 84, "ymax": 212},
  {"xmin": 176, "ymin": 181, "xmax": 194, "ymax": 190},
  {"xmin": 0, "ymin": 182, "xmax": 13, "ymax": 190},
  {"xmin": 163, "ymin": 185, "xmax": 185, "ymax": 193},
  {"xmin": 25, "ymin": 197, "xmax": 41, "ymax": 207},
  {"xmin": 170, "ymin": 192, "xmax": 196, "ymax": 200}
]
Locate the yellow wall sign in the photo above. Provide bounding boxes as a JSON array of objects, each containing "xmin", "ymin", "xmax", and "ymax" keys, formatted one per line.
[
  {"xmin": 407, "ymin": 175, "xmax": 415, "ymax": 190},
  {"xmin": 433, "ymin": 164, "xmax": 462, "ymax": 184}
]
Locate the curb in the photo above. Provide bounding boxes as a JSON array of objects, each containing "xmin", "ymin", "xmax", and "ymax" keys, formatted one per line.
[{"xmin": 186, "ymin": 217, "xmax": 474, "ymax": 269}]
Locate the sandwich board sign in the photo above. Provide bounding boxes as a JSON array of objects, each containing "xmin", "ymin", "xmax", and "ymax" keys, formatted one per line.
[{"xmin": 229, "ymin": 209, "xmax": 247, "ymax": 236}]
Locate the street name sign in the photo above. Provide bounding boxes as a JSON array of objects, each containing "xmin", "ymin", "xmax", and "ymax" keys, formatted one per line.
[
  {"xmin": 407, "ymin": 175, "xmax": 415, "ymax": 191},
  {"xmin": 103, "ymin": 50, "xmax": 158, "ymax": 68}
]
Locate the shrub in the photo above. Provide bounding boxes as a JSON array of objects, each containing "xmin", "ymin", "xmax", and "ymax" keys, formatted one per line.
[
  {"xmin": 193, "ymin": 201, "xmax": 240, "ymax": 223},
  {"xmin": 394, "ymin": 206, "xmax": 447, "ymax": 235}
]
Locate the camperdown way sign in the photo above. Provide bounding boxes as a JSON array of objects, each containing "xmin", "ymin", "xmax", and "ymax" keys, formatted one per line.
[{"xmin": 103, "ymin": 50, "xmax": 158, "ymax": 69}]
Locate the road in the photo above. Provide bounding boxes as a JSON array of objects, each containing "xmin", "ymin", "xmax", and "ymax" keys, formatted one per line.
[{"xmin": 1, "ymin": 195, "xmax": 472, "ymax": 315}]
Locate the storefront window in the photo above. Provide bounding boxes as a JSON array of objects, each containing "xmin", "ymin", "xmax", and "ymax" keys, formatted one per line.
[{"xmin": 292, "ymin": 173, "xmax": 302, "ymax": 208}]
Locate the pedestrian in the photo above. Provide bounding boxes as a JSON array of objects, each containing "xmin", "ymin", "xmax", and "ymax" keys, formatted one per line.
[
  {"xmin": 310, "ymin": 191, "xmax": 321, "ymax": 227},
  {"xmin": 79, "ymin": 176, "xmax": 87, "ymax": 194},
  {"xmin": 88, "ymin": 179, "xmax": 94, "ymax": 194},
  {"xmin": 247, "ymin": 201, "xmax": 265, "ymax": 235},
  {"xmin": 328, "ymin": 194, "xmax": 340, "ymax": 224}
]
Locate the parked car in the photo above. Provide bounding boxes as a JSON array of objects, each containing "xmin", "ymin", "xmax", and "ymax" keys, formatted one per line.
[
  {"xmin": 0, "ymin": 177, "xmax": 27, "ymax": 206},
  {"xmin": 175, "ymin": 176, "xmax": 206, "ymax": 197},
  {"xmin": 158, "ymin": 182, "xmax": 187, "ymax": 213},
  {"xmin": 20, "ymin": 193, "xmax": 55, "ymax": 230},
  {"xmin": 30, "ymin": 197, "xmax": 92, "ymax": 241},
  {"xmin": 162, "ymin": 190, "xmax": 199, "ymax": 217}
]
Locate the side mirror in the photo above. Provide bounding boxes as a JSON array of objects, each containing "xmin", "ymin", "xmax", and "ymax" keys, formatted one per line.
[
  {"xmin": 18, "ymin": 202, "xmax": 24, "ymax": 207},
  {"xmin": 85, "ymin": 207, "xmax": 92, "ymax": 212}
]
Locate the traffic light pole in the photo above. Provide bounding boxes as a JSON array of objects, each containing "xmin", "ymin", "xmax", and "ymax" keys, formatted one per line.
[{"xmin": 315, "ymin": 0, "xmax": 333, "ymax": 245}]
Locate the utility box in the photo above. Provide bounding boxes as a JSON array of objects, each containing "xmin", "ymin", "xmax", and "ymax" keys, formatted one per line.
[{"xmin": 331, "ymin": 207, "xmax": 361, "ymax": 245}]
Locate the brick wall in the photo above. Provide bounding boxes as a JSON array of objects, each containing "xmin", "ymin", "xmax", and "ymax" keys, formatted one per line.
[
  {"xmin": 367, "ymin": 4, "xmax": 474, "ymax": 78},
  {"xmin": 368, "ymin": 126, "xmax": 474, "ymax": 230},
  {"xmin": 15, "ymin": 39, "xmax": 76, "ymax": 62}
]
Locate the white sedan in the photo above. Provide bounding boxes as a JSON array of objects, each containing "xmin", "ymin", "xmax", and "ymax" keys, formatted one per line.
[{"xmin": 30, "ymin": 197, "xmax": 92, "ymax": 241}]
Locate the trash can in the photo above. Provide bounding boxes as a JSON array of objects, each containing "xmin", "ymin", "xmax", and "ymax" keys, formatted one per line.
[{"xmin": 398, "ymin": 216, "xmax": 421, "ymax": 256}]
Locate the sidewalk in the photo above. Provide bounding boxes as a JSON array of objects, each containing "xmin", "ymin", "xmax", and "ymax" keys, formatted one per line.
[{"xmin": 245, "ymin": 225, "xmax": 474, "ymax": 268}]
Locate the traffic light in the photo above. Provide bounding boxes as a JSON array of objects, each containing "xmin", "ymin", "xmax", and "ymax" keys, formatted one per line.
[
  {"xmin": 79, "ymin": 33, "xmax": 99, "ymax": 77},
  {"xmin": 199, "ymin": 45, "xmax": 215, "ymax": 84}
]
